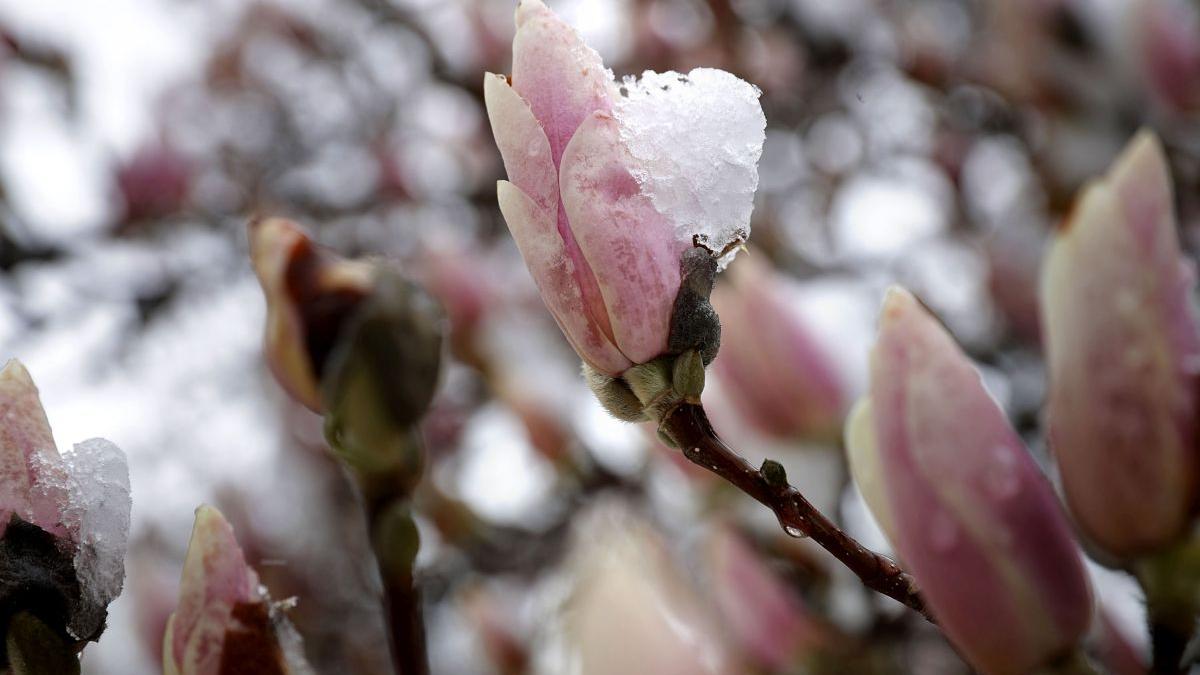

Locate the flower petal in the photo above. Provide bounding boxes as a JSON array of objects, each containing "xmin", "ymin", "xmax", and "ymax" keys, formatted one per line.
[
  {"xmin": 510, "ymin": 0, "xmax": 614, "ymax": 168},
  {"xmin": 0, "ymin": 359, "xmax": 69, "ymax": 538},
  {"xmin": 165, "ymin": 505, "xmax": 262, "ymax": 675},
  {"xmin": 497, "ymin": 180, "xmax": 630, "ymax": 374},
  {"xmin": 483, "ymin": 73, "xmax": 557, "ymax": 212},
  {"xmin": 559, "ymin": 112, "xmax": 685, "ymax": 364}
]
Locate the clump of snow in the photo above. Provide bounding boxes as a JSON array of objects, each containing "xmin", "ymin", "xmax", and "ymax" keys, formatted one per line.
[
  {"xmin": 614, "ymin": 68, "xmax": 766, "ymax": 266},
  {"xmin": 61, "ymin": 438, "xmax": 131, "ymax": 638},
  {"xmin": 21, "ymin": 436, "xmax": 132, "ymax": 638}
]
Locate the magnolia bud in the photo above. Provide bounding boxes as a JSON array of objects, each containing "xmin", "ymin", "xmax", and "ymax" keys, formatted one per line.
[
  {"xmin": 1040, "ymin": 130, "xmax": 1200, "ymax": 559},
  {"xmin": 710, "ymin": 257, "xmax": 845, "ymax": 441},
  {"xmin": 249, "ymin": 217, "xmax": 374, "ymax": 413},
  {"xmin": 163, "ymin": 506, "xmax": 312, "ymax": 675},
  {"xmin": 846, "ymin": 288, "xmax": 1092, "ymax": 675},
  {"xmin": 0, "ymin": 360, "xmax": 131, "ymax": 655}
]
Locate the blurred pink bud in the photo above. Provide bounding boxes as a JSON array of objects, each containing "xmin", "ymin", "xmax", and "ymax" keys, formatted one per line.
[
  {"xmin": 705, "ymin": 525, "xmax": 831, "ymax": 670},
  {"xmin": 710, "ymin": 258, "xmax": 845, "ymax": 441},
  {"xmin": 484, "ymin": 0, "xmax": 763, "ymax": 375},
  {"xmin": 560, "ymin": 504, "xmax": 735, "ymax": 675},
  {"xmin": 116, "ymin": 143, "xmax": 191, "ymax": 224},
  {"xmin": 1040, "ymin": 130, "xmax": 1200, "ymax": 559},
  {"xmin": 164, "ymin": 505, "xmax": 311, "ymax": 675},
  {"xmin": 1137, "ymin": 0, "xmax": 1200, "ymax": 114},
  {"xmin": 249, "ymin": 217, "xmax": 374, "ymax": 412},
  {"xmin": 846, "ymin": 288, "xmax": 1092, "ymax": 675},
  {"xmin": 0, "ymin": 359, "xmax": 70, "ymax": 539}
]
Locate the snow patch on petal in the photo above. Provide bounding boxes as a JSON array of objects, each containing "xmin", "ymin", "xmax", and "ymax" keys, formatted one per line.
[{"xmin": 614, "ymin": 68, "xmax": 765, "ymax": 267}]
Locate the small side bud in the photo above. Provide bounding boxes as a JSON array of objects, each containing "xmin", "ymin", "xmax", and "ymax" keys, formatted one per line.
[
  {"xmin": 671, "ymin": 349, "xmax": 706, "ymax": 402},
  {"xmin": 760, "ymin": 459, "xmax": 788, "ymax": 489}
]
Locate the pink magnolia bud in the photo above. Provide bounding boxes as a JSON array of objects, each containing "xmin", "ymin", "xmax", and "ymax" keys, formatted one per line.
[
  {"xmin": 710, "ymin": 258, "xmax": 845, "ymax": 441},
  {"xmin": 1136, "ymin": 0, "xmax": 1200, "ymax": 115},
  {"xmin": 484, "ymin": 0, "xmax": 764, "ymax": 375},
  {"xmin": 164, "ymin": 505, "xmax": 311, "ymax": 675},
  {"xmin": 115, "ymin": 142, "xmax": 191, "ymax": 225},
  {"xmin": 705, "ymin": 525, "xmax": 830, "ymax": 670},
  {"xmin": 559, "ymin": 504, "xmax": 735, "ymax": 675},
  {"xmin": 846, "ymin": 288, "xmax": 1092, "ymax": 675},
  {"xmin": 1040, "ymin": 130, "xmax": 1200, "ymax": 559}
]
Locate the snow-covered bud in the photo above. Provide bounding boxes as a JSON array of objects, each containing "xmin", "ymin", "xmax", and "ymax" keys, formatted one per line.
[
  {"xmin": 1040, "ymin": 130, "xmax": 1200, "ymax": 560},
  {"xmin": 163, "ymin": 505, "xmax": 312, "ymax": 675},
  {"xmin": 557, "ymin": 504, "xmax": 734, "ymax": 675},
  {"xmin": 710, "ymin": 258, "xmax": 845, "ymax": 442},
  {"xmin": 0, "ymin": 359, "xmax": 131, "ymax": 653},
  {"xmin": 249, "ymin": 217, "xmax": 374, "ymax": 412},
  {"xmin": 846, "ymin": 288, "xmax": 1092, "ymax": 675},
  {"xmin": 484, "ymin": 0, "xmax": 764, "ymax": 377}
]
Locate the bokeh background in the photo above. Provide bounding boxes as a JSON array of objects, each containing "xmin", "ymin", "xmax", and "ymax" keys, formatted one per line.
[{"xmin": 0, "ymin": 0, "xmax": 1196, "ymax": 672}]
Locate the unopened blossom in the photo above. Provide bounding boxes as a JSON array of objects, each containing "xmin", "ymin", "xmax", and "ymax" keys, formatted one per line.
[
  {"xmin": 710, "ymin": 258, "xmax": 845, "ymax": 441},
  {"xmin": 1135, "ymin": 0, "xmax": 1200, "ymax": 115},
  {"xmin": 164, "ymin": 505, "xmax": 312, "ymax": 675},
  {"xmin": 559, "ymin": 504, "xmax": 734, "ymax": 675},
  {"xmin": 706, "ymin": 525, "xmax": 830, "ymax": 670},
  {"xmin": 1040, "ymin": 130, "xmax": 1200, "ymax": 559},
  {"xmin": 249, "ymin": 217, "xmax": 374, "ymax": 412},
  {"xmin": 846, "ymin": 288, "xmax": 1092, "ymax": 675},
  {"xmin": 0, "ymin": 358, "xmax": 131, "ymax": 645},
  {"xmin": 484, "ymin": 0, "xmax": 764, "ymax": 376}
]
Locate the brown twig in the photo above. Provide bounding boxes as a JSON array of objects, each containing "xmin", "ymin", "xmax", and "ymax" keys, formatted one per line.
[{"xmin": 660, "ymin": 402, "xmax": 934, "ymax": 622}]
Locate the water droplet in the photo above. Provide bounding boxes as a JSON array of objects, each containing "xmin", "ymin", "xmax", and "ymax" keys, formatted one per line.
[
  {"xmin": 928, "ymin": 512, "xmax": 959, "ymax": 552},
  {"xmin": 983, "ymin": 445, "xmax": 1021, "ymax": 500},
  {"xmin": 777, "ymin": 513, "xmax": 809, "ymax": 539},
  {"xmin": 782, "ymin": 525, "xmax": 808, "ymax": 539}
]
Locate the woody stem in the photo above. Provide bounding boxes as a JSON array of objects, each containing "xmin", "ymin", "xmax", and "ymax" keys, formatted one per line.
[{"xmin": 659, "ymin": 402, "xmax": 934, "ymax": 622}]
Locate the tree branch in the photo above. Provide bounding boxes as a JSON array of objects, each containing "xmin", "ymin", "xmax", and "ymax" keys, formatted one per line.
[{"xmin": 660, "ymin": 402, "xmax": 933, "ymax": 622}]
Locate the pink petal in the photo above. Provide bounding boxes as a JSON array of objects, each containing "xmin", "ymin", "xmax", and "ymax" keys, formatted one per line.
[
  {"xmin": 496, "ymin": 180, "xmax": 631, "ymax": 374},
  {"xmin": 559, "ymin": 112, "xmax": 685, "ymax": 364},
  {"xmin": 707, "ymin": 526, "xmax": 827, "ymax": 669},
  {"xmin": 0, "ymin": 360, "xmax": 69, "ymax": 538},
  {"xmin": 1041, "ymin": 130, "xmax": 1200, "ymax": 557},
  {"xmin": 510, "ymin": 0, "xmax": 614, "ymax": 169},
  {"xmin": 483, "ymin": 73, "xmax": 557, "ymax": 212},
  {"xmin": 165, "ymin": 505, "xmax": 262, "ymax": 675},
  {"xmin": 861, "ymin": 288, "xmax": 1091, "ymax": 675}
]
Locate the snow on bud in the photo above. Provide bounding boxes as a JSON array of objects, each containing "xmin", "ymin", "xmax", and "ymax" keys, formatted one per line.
[
  {"xmin": 0, "ymin": 359, "xmax": 131, "ymax": 648},
  {"xmin": 710, "ymin": 258, "xmax": 845, "ymax": 441},
  {"xmin": 249, "ymin": 217, "xmax": 374, "ymax": 412},
  {"xmin": 164, "ymin": 505, "xmax": 312, "ymax": 675},
  {"xmin": 556, "ymin": 503, "xmax": 734, "ymax": 675},
  {"xmin": 1040, "ymin": 130, "xmax": 1200, "ymax": 559},
  {"xmin": 484, "ymin": 0, "xmax": 764, "ymax": 376},
  {"xmin": 845, "ymin": 288, "xmax": 1092, "ymax": 675}
]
